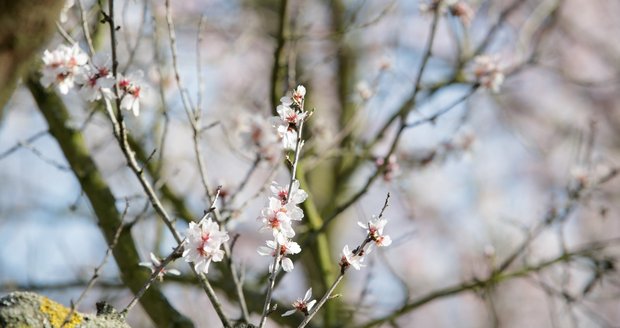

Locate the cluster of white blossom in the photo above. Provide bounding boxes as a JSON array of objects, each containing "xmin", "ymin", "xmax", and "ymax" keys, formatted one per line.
[
  {"xmin": 339, "ymin": 216, "xmax": 392, "ymax": 272},
  {"xmin": 271, "ymin": 86, "xmax": 308, "ymax": 150},
  {"xmin": 257, "ymin": 86, "xmax": 309, "ymax": 273},
  {"xmin": 472, "ymin": 54, "xmax": 505, "ymax": 92},
  {"xmin": 236, "ymin": 86, "xmax": 308, "ymax": 160},
  {"xmin": 257, "ymin": 180, "xmax": 307, "ymax": 272},
  {"xmin": 182, "ymin": 218, "xmax": 229, "ymax": 274},
  {"xmin": 40, "ymin": 44, "xmax": 144, "ymax": 116},
  {"xmin": 282, "ymin": 215, "xmax": 392, "ymax": 317}
]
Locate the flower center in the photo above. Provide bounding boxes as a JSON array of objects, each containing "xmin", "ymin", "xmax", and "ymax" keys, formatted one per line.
[
  {"xmin": 278, "ymin": 190, "xmax": 288, "ymax": 203},
  {"xmin": 269, "ymin": 216, "xmax": 280, "ymax": 229},
  {"xmin": 279, "ymin": 245, "xmax": 287, "ymax": 255}
]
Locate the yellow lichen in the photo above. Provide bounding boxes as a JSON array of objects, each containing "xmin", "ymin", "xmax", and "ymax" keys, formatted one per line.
[{"xmin": 39, "ymin": 296, "xmax": 83, "ymax": 328}]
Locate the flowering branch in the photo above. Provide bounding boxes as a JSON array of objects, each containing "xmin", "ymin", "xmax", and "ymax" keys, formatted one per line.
[
  {"xmin": 62, "ymin": 1, "xmax": 234, "ymax": 326},
  {"xmin": 258, "ymin": 85, "xmax": 309, "ymax": 328},
  {"xmin": 122, "ymin": 242, "xmax": 184, "ymax": 314},
  {"xmin": 26, "ymin": 77, "xmax": 192, "ymax": 326},
  {"xmin": 296, "ymin": 274, "xmax": 344, "ymax": 328},
  {"xmin": 163, "ymin": 2, "xmax": 251, "ymax": 321},
  {"xmin": 297, "ymin": 193, "xmax": 392, "ymax": 328}
]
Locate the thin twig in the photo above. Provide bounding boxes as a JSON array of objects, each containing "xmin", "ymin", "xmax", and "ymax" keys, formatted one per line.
[
  {"xmin": 404, "ymin": 85, "xmax": 479, "ymax": 129},
  {"xmin": 149, "ymin": 7, "xmax": 171, "ymax": 175},
  {"xmin": 121, "ymin": 0, "xmax": 148, "ymax": 74},
  {"xmin": 498, "ymin": 165, "xmax": 620, "ymax": 276},
  {"xmin": 0, "ymin": 130, "xmax": 48, "ymax": 160},
  {"xmin": 162, "ymin": 2, "xmax": 248, "ymax": 321},
  {"xmin": 377, "ymin": 192, "xmax": 390, "ymax": 219},
  {"xmin": 227, "ymin": 154, "xmax": 261, "ymax": 207},
  {"xmin": 196, "ymin": 15, "xmax": 206, "ymax": 117},
  {"xmin": 55, "ymin": 21, "xmax": 76, "ymax": 44},
  {"xmin": 164, "ymin": 0, "xmax": 212, "ymax": 204},
  {"xmin": 321, "ymin": 7, "xmax": 442, "ymax": 230},
  {"xmin": 297, "ymin": 273, "xmax": 345, "ymax": 328},
  {"xmin": 269, "ymin": 0, "xmax": 289, "ymax": 112},
  {"xmin": 122, "ymin": 242, "xmax": 184, "ymax": 313},
  {"xmin": 20, "ymin": 142, "xmax": 71, "ymax": 171},
  {"xmin": 61, "ymin": 201, "xmax": 129, "ymax": 327},
  {"xmin": 472, "ymin": 0, "xmax": 526, "ymax": 57},
  {"xmin": 164, "ymin": 0, "xmax": 195, "ymax": 123},
  {"xmin": 258, "ymin": 250, "xmax": 283, "ymax": 328},
  {"xmin": 359, "ymin": 238, "xmax": 620, "ymax": 328},
  {"xmin": 76, "ymin": 0, "xmax": 95, "ymax": 56},
  {"xmin": 363, "ymin": 0, "xmax": 526, "ymax": 158}
]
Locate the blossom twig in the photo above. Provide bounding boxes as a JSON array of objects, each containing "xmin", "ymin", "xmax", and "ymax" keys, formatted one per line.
[
  {"xmin": 122, "ymin": 242, "xmax": 184, "ymax": 313},
  {"xmin": 297, "ymin": 273, "xmax": 344, "ymax": 328},
  {"xmin": 95, "ymin": 1, "xmax": 232, "ymax": 326},
  {"xmin": 76, "ymin": 0, "xmax": 95, "ymax": 56},
  {"xmin": 404, "ymin": 85, "xmax": 478, "ymax": 129},
  {"xmin": 258, "ymin": 91, "xmax": 307, "ymax": 328},
  {"xmin": 298, "ymin": 193, "xmax": 390, "ymax": 327}
]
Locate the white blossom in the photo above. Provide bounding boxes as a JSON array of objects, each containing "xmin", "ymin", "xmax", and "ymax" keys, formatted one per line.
[
  {"xmin": 270, "ymin": 180, "xmax": 308, "ymax": 205},
  {"xmin": 276, "ymin": 103, "xmax": 306, "ymax": 126},
  {"xmin": 77, "ymin": 52, "xmax": 115, "ymax": 101},
  {"xmin": 282, "ymin": 288, "xmax": 316, "ymax": 317},
  {"xmin": 570, "ymin": 163, "xmax": 614, "ymax": 187},
  {"xmin": 339, "ymin": 245, "xmax": 365, "ymax": 271},
  {"xmin": 272, "ymin": 104, "xmax": 306, "ymax": 150},
  {"xmin": 182, "ymin": 218, "xmax": 229, "ymax": 274},
  {"xmin": 257, "ymin": 239, "xmax": 301, "ymax": 272},
  {"xmin": 259, "ymin": 197, "xmax": 298, "ymax": 240},
  {"xmin": 118, "ymin": 72, "xmax": 144, "ymax": 116},
  {"xmin": 139, "ymin": 252, "xmax": 180, "ymax": 281},
  {"xmin": 473, "ymin": 55, "xmax": 504, "ymax": 92},
  {"xmin": 40, "ymin": 44, "xmax": 88, "ymax": 95},
  {"xmin": 271, "ymin": 90, "xmax": 308, "ymax": 150},
  {"xmin": 280, "ymin": 95, "xmax": 293, "ymax": 107},
  {"xmin": 292, "ymin": 85, "xmax": 306, "ymax": 105},
  {"xmin": 358, "ymin": 216, "xmax": 392, "ymax": 247},
  {"xmin": 278, "ymin": 126, "xmax": 299, "ymax": 151}
]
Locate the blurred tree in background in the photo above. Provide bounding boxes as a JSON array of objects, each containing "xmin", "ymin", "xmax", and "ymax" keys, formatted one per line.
[{"xmin": 1, "ymin": 0, "xmax": 620, "ymax": 327}]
